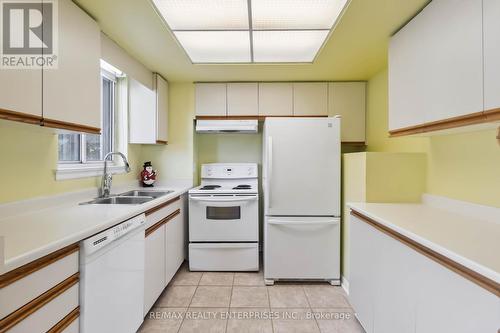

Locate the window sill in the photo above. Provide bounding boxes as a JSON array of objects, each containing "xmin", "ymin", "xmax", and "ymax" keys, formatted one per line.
[{"xmin": 55, "ymin": 163, "xmax": 127, "ymax": 181}]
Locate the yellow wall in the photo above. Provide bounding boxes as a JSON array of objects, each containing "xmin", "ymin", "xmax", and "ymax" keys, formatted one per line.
[
  {"xmin": 365, "ymin": 68, "xmax": 500, "ymax": 208},
  {"xmin": 0, "ymin": 120, "xmax": 143, "ymax": 204},
  {"xmin": 140, "ymin": 82, "xmax": 196, "ymax": 184}
]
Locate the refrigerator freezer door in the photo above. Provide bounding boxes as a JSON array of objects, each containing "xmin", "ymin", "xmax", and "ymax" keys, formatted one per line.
[
  {"xmin": 263, "ymin": 117, "xmax": 341, "ymax": 216},
  {"xmin": 264, "ymin": 216, "xmax": 340, "ymax": 280}
]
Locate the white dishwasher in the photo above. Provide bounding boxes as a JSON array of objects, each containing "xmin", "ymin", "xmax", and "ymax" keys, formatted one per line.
[{"xmin": 80, "ymin": 213, "xmax": 146, "ymax": 333}]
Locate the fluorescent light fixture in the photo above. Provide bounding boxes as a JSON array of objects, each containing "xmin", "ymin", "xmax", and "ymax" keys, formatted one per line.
[
  {"xmin": 253, "ymin": 30, "xmax": 329, "ymax": 63},
  {"xmin": 251, "ymin": 0, "xmax": 348, "ymax": 30},
  {"xmin": 151, "ymin": 0, "xmax": 349, "ymax": 63},
  {"xmin": 174, "ymin": 31, "xmax": 251, "ymax": 63},
  {"xmin": 153, "ymin": 0, "xmax": 249, "ymax": 30}
]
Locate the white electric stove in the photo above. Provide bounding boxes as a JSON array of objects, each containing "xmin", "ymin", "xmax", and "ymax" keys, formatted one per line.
[{"xmin": 188, "ymin": 163, "xmax": 259, "ymax": 271}]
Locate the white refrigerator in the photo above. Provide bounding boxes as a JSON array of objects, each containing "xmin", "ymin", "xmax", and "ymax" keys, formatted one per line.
[{"xmin": 263, "ymin": 117, "xmax": 341, "ymax": 285}]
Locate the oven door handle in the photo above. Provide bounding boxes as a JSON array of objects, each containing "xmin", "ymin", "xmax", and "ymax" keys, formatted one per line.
[{"xmin": 190, "ymin": 196, "xmax": 258, "ymax": 203}]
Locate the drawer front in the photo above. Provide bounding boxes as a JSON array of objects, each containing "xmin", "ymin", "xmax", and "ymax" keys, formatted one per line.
[
  {"xmin": 8, "ymin": 282, "xmax": 79, "ymax": 333},
  {"xmin": 189, "ymin": 243, "xmax": 258, "ymax": 271},
  {"xmin": 61, "ymin": 318, "xmax": 79, "ymax": 333},
  {"xmin": 0, "ymin": 249, "xmax": 78, "ymax": 319},
  {"xmin": 145, "ymin": 197, "xmax": 181, "ymax": 229}
]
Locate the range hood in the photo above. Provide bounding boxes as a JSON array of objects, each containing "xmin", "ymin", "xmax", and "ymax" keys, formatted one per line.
[{"xmin": 196, "ymin": 120, "xmax": 258, "ymax": 133}]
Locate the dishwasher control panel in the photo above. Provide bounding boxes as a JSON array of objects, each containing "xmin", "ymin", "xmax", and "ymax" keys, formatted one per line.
[{"xmin": 81, "ymin": 213, "xmax": 146, "ymax": 256}]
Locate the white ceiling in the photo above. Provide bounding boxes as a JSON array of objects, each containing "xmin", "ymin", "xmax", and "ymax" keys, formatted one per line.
[{"xmin": 75, "ymin": 0, "xmax": 429, "ymax": 82}]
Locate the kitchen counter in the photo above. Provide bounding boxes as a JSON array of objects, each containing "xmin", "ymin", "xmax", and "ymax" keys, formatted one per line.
[
  {"xmin": 348, "ymin": 195, "xmax": 500, "ymax": 285},
  {"xmin": 0, "ymin": 181, "xmax": 192, "ymax": 275}
]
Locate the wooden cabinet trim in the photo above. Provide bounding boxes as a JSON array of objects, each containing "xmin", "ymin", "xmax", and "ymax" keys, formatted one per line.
[
  {"xmin": 389, "ymin": 109, "xmax": 500, "ymax": 137},
  {"xmin": 145, "ymin": 209, "xmax": 181, "ymax": 237},
  {"xmin": 0, "ymin": 273, "xmax": 79, "ymax": 332},
  {"xmin": 144, "ymin": 196, "xmax": 180, "ymax": 216},
  {"xmin": 41, "ymin": 118, "xmax": 101, "ymax": 134},
  {"xmin": 156, "ymin": 140, "xmax": 168, "ymax": 145},
  {"xmin": 46, "ymin": 307, "xmax": 79, "ymax": 333},
  {"xmin": 195, "ymin": 115, "xmax": 328, "ymax": 120},
  {"xmin": 0, "ymin": 108, "xmax": 42, "ymax": 125},
  {"xmin": 0, "ymin": 244, "xmax": 79, "ymax": 289},
  {"xmin": 350, "ymin": 210, "xmax": 500, "ymax": 297}
]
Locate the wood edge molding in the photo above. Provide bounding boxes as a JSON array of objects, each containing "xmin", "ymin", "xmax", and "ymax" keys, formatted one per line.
[
  {"xmin": 0, "ymin": 273, "xmax": 79, "ymax": 332},
  {"xmin": 46, "ymin": 307, "xmax": 79, "ymax": 333},
  {"xmin": 389, "ymin": 109, "xmax": 500, "ymax": 137},
  {"xmin": 0, "ymin": 243, "xmax": 79, "ymax": 289},
  {"xmin": 195, "ymin": 115, "xmax": 328, "ymax": 120},
  {"xmin": 41, "ymin": 118, "xmax": 101, "ymax": 134},
  {"xmin": 144, "ymin": 196, "xmax": 180, "ymax": 216},
  {"xmin": 145, "ymin": 209, "xmax": 181, "ymax": 237},
  {"xmin": 0, "ymin": 109, "xmax": 42, "ymax": 125},
  {"xmin": 350, "ymin": 210, "xmax": 500, "ymax": 297},
  {"xmin": 156, "ymin": 140, "xmax": 168, "ymax": 145},
  {"xmin": 341, "ymin": 141, "xmax": 366, "ymax": 146}
]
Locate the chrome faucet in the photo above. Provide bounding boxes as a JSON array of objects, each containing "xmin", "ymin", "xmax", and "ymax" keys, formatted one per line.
[{"xmin": 100, "ymin": 152, "xmax": 131, "ymax": 198}]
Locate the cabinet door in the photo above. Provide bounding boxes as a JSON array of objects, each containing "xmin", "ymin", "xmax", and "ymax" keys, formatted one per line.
[
  {"xmin": 349, "ymin": 215, "xmax": 376, "ymax": 333},
  {"xmin": 227, "ymin": 83, "xmax": 258, "ymax": 116},
  {"xmin": 42, "ymin": 0, "xmax": 101, "ymax": 131},
  {"xmin": 0, "ymin": 69, "xmax": 42, "ymax": 122},
  {"xmin": 144, "ymin": 224, "xmax": 166, "ymax": 315},
  {"xmin": 293, "ymin": 83, "xmax": 328, "ymax": 116},
  {"xmin": 389, "ymin": 0, "xmax": 483, "ymax": 129},
  {"xmin": 195, "ymin": 83, "xmax": 227, "ymax": 116},
  {"xmin": 483, "ymin": 0, "xmax": 500, "ymax": 111},
  {"xmin": 258, "ymin": 83, "xmax": 293, "ymax": 116},
  {"xmin": 415, "ymin": 254, "xmax": 499, "ymax": 333},
  {"xmin": 165, "ymin": 212, "xmax": 185, "ymax": 284},
  {"xmin": 328, "ymin": 82, "xmax": 366, "ymax": 142},
  {"xmin": 155, "ymin": 74, "xmax": 169, "ymax": 143},
  {"xmin": 129, "ymin": 78, "xmax": 156, "ymax": 144}
]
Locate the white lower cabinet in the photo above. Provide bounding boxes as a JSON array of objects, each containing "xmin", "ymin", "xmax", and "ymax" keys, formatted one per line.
[
  {"xmin": 144, "ymin": 224, "xmax": 166, "ymax": 316},
  {"xmin": 165, "ymin": 211, "xmax": 185, "ymax": 283},
  {"xmin": 349, "ymin": 213, "xmax": 500, "ymax": 333}
]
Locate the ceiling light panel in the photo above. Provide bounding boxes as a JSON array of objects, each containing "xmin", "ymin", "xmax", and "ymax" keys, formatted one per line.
[
  {"xmin": 152, "ymin": 0, "xmax": 249, "ymax": 30},
  {"xmin": 253, "ymin": 30, "xmax": 329, "ymax": 62},
  {"xmin": 251, "ymin": 0, "xmax": 348, "ymax": 30},
  {"xmin": 174, "ymin": 31, "xmax": 251, "ymax": 63}
]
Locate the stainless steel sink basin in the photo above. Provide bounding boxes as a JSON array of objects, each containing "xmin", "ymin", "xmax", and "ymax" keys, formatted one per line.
[
  {"xmin": 80, "ymin": 196, "xmax": 154, "ymax": 205},
  {"xmin": 118, "ymin": 190, "xmax": 173, "ymax": 198}
]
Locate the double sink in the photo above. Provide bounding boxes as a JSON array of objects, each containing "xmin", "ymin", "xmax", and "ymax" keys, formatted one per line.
[{"xmin": 81, "ymin": 190, "xmax": 173, "ymax": 205}]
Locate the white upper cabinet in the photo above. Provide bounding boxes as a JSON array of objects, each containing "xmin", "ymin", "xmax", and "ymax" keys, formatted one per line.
[
  {"xmin": 389, "ymin": 0, "xmax": 483, "ymax": 131},
  {"xmin": 293, "ymin": 83, "xmax": 328, "ymax": 116},
  {"xmin": 42, "ymin": 0, "xmax": 101, "ymax": 131},
  {"xmin": 258, "ymin": 83, "xmax": 293, "ymax": 116},
  {"xmin": 129, "ymin": 74, "xmax": 169, "ymax": 144},
  {"xmin": 0, "ymin": 68, "xmax": 42, "ymax": 122},
  {"xmin": 483, "ymin": 0, "xmax": 500, "ymax": 112},
  {"xmin": 156, "ymin": 74, "xmax": 169, "ymax": 143},
  {"xmin": 328, "ymin": 82, "xmax": 366, "ymax": 142},
  {"xmin": 227, "ymin": 83, "xmax": 258, "ymax": 116},
  {"xmin": 195, "ymin": 83, "xmax": 227, "ymax": 116},
  {"xmin": 129, "ymin": 78, "xmax": 156, "ymax": 144}
]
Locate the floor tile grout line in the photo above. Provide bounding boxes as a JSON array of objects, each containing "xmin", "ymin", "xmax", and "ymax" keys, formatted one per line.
[
  {"xmin": 224, "ymin": 273, "xmax": 235, "ymax": 333},
  {"xmin": 302, "ymin": 285, "xmax": 322, "ymax": 333}
]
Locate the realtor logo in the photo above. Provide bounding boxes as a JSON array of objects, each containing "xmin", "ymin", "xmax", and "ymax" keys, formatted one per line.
[{"xmin": 0, "ymin": 0, "xmax": 58, "ymax": 69}]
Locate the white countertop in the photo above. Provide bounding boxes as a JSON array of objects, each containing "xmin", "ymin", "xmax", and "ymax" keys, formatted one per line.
[
  {"xmin": 0, "ymin": 181, "xmax": 193, "ymax": 275},
  {"xmin": 348, "ymin": 197, "xmax": 500, "ymax": 284}
]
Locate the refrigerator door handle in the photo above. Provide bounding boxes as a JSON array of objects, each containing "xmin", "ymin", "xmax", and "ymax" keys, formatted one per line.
[
  {"xmin": 267, "ymin": 136, "xmax": 273, "ymax": 209},
  {"xmin": 267, "ymin": 219, "xmax": 339, "ymax": 226}
]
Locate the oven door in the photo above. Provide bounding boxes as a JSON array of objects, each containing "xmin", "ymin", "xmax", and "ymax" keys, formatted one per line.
[{"xmin": 189, "ymin": 194, "xmax": 259, "ymax": 241}]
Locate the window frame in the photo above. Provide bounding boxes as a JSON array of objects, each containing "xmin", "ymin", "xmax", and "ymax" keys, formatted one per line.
[{"xmin": 55, "ymin": 68, "xmax": 127, "ymax": 180}]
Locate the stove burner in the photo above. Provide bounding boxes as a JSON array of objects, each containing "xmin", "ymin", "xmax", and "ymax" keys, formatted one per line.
[
  {"xmin": 233, "ymin": 184, "xmax": 252, "ymax": 190},
  {"xmin": 200, "ymin": 185, "xmax": 221, "ymax": 190}
]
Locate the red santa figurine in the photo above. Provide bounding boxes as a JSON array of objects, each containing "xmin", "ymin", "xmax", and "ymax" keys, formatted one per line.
[{"xmin": 140, "ymin": 161, "xmax": 157, "ymax": 187}]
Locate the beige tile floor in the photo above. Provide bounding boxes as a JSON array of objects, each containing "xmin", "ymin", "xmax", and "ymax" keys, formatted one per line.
[{"xmin": 138, "ymin": 262, "xmax": 365, "ymax": 333}]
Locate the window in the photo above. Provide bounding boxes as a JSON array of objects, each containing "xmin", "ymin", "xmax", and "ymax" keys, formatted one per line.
[{"xmin": 58, "ymin": 71, "xmax": 115, "ymax": 163}]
